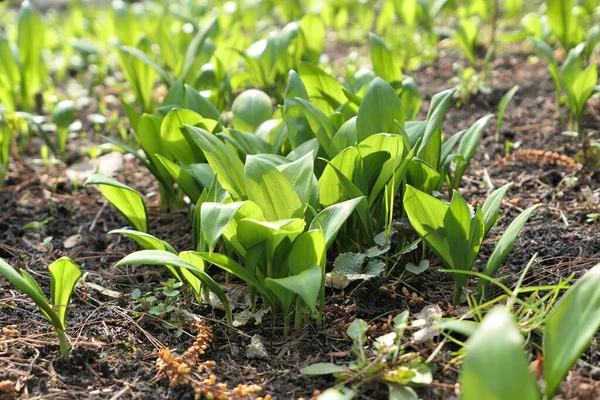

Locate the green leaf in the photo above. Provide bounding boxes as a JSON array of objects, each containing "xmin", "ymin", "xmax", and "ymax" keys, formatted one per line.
[
  {"xmin": 283, "ymin": 70, "xmax": 313, "ymax": 148},
  {"xmin": 300, "ymin": 363, "xmax": 351, "ymax": 375},
  {"xmin": 452, "ymin": 114, "xmax": 493, "ymax": 189},
  {"xmin": 0, "ymin": 258, "xmax": 61, "ymax": 330},
  {"xmin": 108, "ymin": 229, "xmax": 177, "ymax": 253},
  {"xmin": 49, "ymin": 258, "xmax": 82, "ymax": 330},
  {"xmin": 180, "ymin": 17, "xmax": 218, "ymax": 78},
  {"xmin": 356, "ymin": 78, "xmax": 404, "ymax": 142},
  {"xmin": 161, "ymin": 108, "xmax": 205, "ymax": 165},
  {"xmin": 277, "ymin": 152, "xmax": 315, "ymax": 206},
  {"xmin": 155, "ymin": 155, "xmax": 202, "ymax": 204},
  {"xmin": 200, "ymin": 202, "xmax": 246, "ymax": 253},
  {"xmin": 405, "ymin": 260, "xmax": 430, "ymax": 275},
  {"xmin": 318, "ymin": 147, "xmax": 360, "ymax": 206},
  {"xmin": 417, "ymin": 89, "xmax": 455, "ymax": 170},
  {"xmin": 52, "ymin": 101, "xmax": 76, "ymax": 129},
  {"xmin": 296, "ymin": 97, "xmax": 337, "ymax": 159},
  {"xmin": 118, "ymin": 45, "xmax": 173, "ymax": 86},
  {"xmin": 369, "ymin": 33, "xmax": 402, "ymax": 84},
  {"xmin": 185, "ymin": 125, "xmax": 247, "ymax": 200},
  {"xmin": 232, "ymin": 89, "xmax": 273, "ymax": 132},
  {"xmin": 245, "ymin": 155, "xmax": 304, "ymax": 221},
  {"xmin": 115, "ymin": 250, "xmax": 232, "ymax": 326},
  {"xmin": 388, "ymin": 384, "xmax": 418, "ymax": 400},
  {"xmin": 298, "ymin": 62, "xmax": 346, "ymax": 115},
  {"xmin": 309, "ymin": 197, "xmax": 364, "ymax": 249},
  {"xmin": 265, "ymin": 264, "xmax": 322, "ymax": 312},
  {"xmin": 193, "ymin": 252, "xmax": 267, "ymax": 296},
  {"xmin": 481, "ymin": 183, "xmax": 512, "ymax": 235},
  {"xmin": 177, "ymin": 251, "xmax": 205, "ymax": 300},
  {"xmin": 545, "ymin": 0, "xmax": 584, "ymax": 50},
  {"xmin": 461, "ymin": 307, "xmax": 541, "ymax": 400},
  {"xmin": 404, "ymin": 185, "xmax": 452, "ymax": 267},
  {"xmin": 453, "ymin": 18, "xmax": 478, "ymax": 66},
  {"xmin": 84, "ymin": 174, "xmax": 148, "ymax": 233},
  {"xmin": 299, "ymin": 13, "xmax": 325, "ymax": 63},
  {"xmin": 288, "ymin": 230, "xmax": 326, "ymax": 275},
  {"xmin": 544, "ymin": 263, "xmax": 600, "ymax": 398},
  {"xmin": 18, "ymin": 1, "xmax": 46, "ymax": 112},
  {"xmin": 477, "ymin": 204, "xmax": 541, "ymax": 299},
  {"xmin": 496, "ymin": 86, "xmax": 519, "ymax": 139}
]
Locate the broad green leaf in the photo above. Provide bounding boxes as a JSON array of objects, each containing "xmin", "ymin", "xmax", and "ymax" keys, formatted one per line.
[
  {"xmin": 155, "ymin": 155, "xmax": 202, "ymax": 203},
  {"xmin": 49, "ymin": 258, "xmax": 82, "ymax": 330},
  {"xmin": 178, "ymin": 251, "xmax": 205, "ymax": 300},
  {"xmin": 200, "ymin": 202, "xmax": 246, "ymax": 253},
  {"xmin": 356, "ymin": 78, "xmax": 404, "ymax": 142},
  {"xmin": 237, "ymin": 218, "xmax": 305, "ymax": 259},
  {"xmin": 318, "ymin": 147, "xmax": 360, "ymax": 206},
  {"xmin": 186, "ymin": 125, "xmax": 247, "ymax": 200},
  {"xmin": 296, "ymin": 97, "xmax": 337, "ymax": 158},
  {"xmin": 52, "ymin": 101, "xmax": 76, "ymax": 129},
  {"xmin": 477, "ymin": 204, "xmax": 541, "ymax": 299},
  {"xmin": 284, "ymin": 70, "xmax": 313, "ymax": 148},
  {"xmin": 115, "ymin": 250, "xmax": 232, "ymax": 325},
  {"xmin": 161, "ymin": 108, "xmax": 204, "ymax": 165},
  {"xmin": 544, "ymin": 263, "xmax": 600, "ymax": 398},
  {"xmin": 277, "ymin": 152, "xmax": 315, "ymax": 206},
  {"xmin": 84, "ymin": 174, "xmax": 148, "ymax": 233},
  {"xmin": 545, "ymin": 0, "xmax": 584, "ymax": 50},
  {"xmin": 407, "ymin": 159, "xmax": 441, "ymax": 194},
  {"xmin": 232, "ymin": 89, "xmax": 273, "ymax": 132},
  {"xmin": 309, "ymin": 197, "xmax": 364, "ymax": 249},
  {"xmin": 288, "ymin": 230, "xmax": 326, "ymax": 275},
  {"xmin": 245, "ymin": 155, "xmax": 304, "ymax": 221},
  {"xmin": 369, "ymin": 33, "xmax": 402, "ymax": 84},
  {"xmin": 299, "ymin": 14, "xmax": 325, "ymax": 64},
  {"xmin": 404, "ymin": 186, "xmax": 451, "ymax": 267},
  {"xmin": 265, "ymin": 264, "xmax": 322, "ymax": 311},
  {"xmin": 298, "ymin": 62, "xmax": 346, "ymax": 114},
  {"xmin": 108, "ymin": 229, "xmax": 177, "ymax": 253},
  {"xmin": 0, "ymin": 258, "xmax": 62, "ymax": 330},
  {"xmin": 137, "ymin": 114, "xmax": 172, "ymax": 184},
  {"xmin": 461, "ymin": 307, "xmax": 541, "ymax": 400}
]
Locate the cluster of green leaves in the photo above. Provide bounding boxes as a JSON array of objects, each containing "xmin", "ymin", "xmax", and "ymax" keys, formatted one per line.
[
  {"xmin": 404, "ymin": 183, "xmax": 540, "ymax": 304},
  {"xmin": 302, "ymin": 311, "xmax": 431, "ymax": 400},
  {"xmin": 0, "ymin": 257, "xmax": 81, "ymax": 358}
]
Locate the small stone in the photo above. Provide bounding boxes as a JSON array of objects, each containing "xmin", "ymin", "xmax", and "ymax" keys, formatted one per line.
[
  {"xmin": 63, "ymin": 234, "xmax": 82, "ymax": 249},
  {"xmin": 246, "ymin": 335, "xmax": 268, "ymax": 360}
]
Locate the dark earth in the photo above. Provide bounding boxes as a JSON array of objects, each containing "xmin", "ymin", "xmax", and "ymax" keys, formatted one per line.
[{"xmin": 0, "ymin": 39, "xmax": 599, "ymax": 399}]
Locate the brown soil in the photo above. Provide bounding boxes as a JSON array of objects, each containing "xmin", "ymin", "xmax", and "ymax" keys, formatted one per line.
[{"xmin": 1, "ymin": 43, "xmax": 599, "ymax": 400}]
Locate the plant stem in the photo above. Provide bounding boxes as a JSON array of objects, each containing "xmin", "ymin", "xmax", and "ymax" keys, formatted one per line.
[
  {"xmin": 56, "ymin": 329, "xmax": 70, "ymax": 359},
  {"xmin": 453, "ymin": 281, "xmax": 463, "ymax": 305}
]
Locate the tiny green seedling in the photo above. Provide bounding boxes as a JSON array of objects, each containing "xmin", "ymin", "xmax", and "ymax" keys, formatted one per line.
[
  {"xmin": 22, "ymin": 216, "xmax": 54, "ymax": 236},
  {"xmin": 301, "ymin": 311, "xmax": 431, "ymax": 399},
  {"xmin": 0, "ymin": 257, "xmax": 82, "ymax": 358}
]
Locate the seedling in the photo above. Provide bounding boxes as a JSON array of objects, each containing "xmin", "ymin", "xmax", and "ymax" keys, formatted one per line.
[
  {"xmin": 23, "ymin": 216, "xmax": 54, "ymax": 236},
  {"xmin": 0, "ymin": 257, "xmax": 82, "ymax": 358},
  {"xmin": 301, "ymin": 311, "xmax": 431, "ymax": 399}
]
